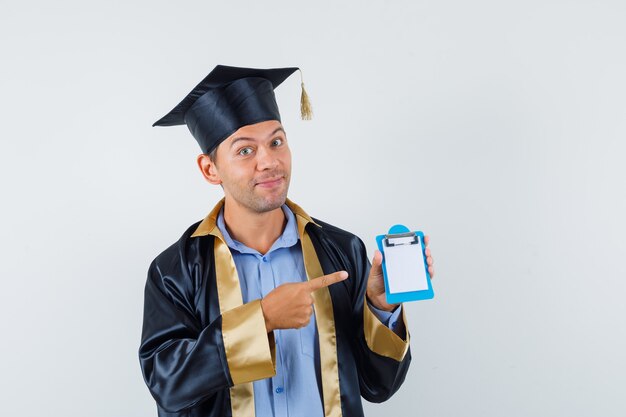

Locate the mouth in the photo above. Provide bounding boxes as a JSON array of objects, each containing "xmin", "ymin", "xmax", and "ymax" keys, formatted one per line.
[{"xmin": 255, "ymin": 176, "xmax": 284, "ymax": 188}]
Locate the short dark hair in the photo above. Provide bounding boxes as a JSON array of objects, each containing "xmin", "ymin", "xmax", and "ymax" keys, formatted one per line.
[{"xmin": 206, "ymin": 148, "xmax": 223, "ymax": 189}]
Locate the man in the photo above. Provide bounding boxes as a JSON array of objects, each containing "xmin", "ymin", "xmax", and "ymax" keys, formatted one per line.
[{"xmin": 139, "ymin": 65, "xmax": 435, "ymax": 417}]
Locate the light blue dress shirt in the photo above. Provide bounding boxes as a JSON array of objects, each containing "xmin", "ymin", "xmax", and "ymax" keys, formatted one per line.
[{"xmin": 216, "ymin": 204, "xmax": 402, "ymax": 417}]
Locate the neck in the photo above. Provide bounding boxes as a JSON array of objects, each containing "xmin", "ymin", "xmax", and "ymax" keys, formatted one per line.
[{"xmin": 222, "ymin": 197, "xmax": 287, "ymax": 255}]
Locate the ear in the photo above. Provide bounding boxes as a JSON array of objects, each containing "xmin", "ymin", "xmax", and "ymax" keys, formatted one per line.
[{"xmin": 197, "ymin": 154, "xmax": 222, "ymax": 185}]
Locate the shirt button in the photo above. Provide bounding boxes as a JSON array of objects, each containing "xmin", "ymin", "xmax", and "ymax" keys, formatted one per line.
[
  {"xmin": 275, "ymin": 387, "xmax": 284, "ymax": 394},
  {"xmin": 391, "ymin": 321, "xmax": 397, "ymax": 328},
  {"xmin": 262, "ymin": 256, "xmax": 268, "ymax": 262}
]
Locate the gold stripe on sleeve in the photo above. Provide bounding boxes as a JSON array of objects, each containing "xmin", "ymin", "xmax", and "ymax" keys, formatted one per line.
[
  {"xmin": 220, "ymin": 298, "xmax": 276, "ymax": 384},
  {"xmin": 363, "ymin": 300, "xmax": 410, "ymax": 361}
]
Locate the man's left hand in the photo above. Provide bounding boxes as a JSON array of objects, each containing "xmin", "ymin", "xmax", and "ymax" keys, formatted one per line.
[{"xmin": 366, "ymin": 235, "xmax": 436, "ymax": 312}]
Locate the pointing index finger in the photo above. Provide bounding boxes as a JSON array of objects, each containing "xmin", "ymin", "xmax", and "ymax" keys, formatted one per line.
[{"xmin": 307, "ymin": 271, "xmax": 348, "ymax": 291}]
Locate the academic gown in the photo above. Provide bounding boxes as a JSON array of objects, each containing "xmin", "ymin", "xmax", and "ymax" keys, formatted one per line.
[{"xmin": 138, "ymin": 199, "xmax": 411, "ymax": 417}]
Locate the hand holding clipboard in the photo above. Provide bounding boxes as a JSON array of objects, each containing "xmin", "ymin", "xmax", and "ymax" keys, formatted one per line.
[
  {"xmin": 367, "ymin": 225, "xmax": 435, "ymax": 310},
  {"xmin": 373, "ymin": 225, "xmax": 435, "ymax": 305}
]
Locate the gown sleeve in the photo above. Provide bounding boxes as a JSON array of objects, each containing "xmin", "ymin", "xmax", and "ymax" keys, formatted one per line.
[
  {"xmin": 350, "ymin": 236, "xmax": 412, "ymax": 403},
  {"xmin": 138, "ymin": 250, "xmax": 276, "ymax": 413}
]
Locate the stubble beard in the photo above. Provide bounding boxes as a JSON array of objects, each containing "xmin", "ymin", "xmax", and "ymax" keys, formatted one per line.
[{"xmin": 232, "ymin": 173, "xmax": 291, "ymax": 214}]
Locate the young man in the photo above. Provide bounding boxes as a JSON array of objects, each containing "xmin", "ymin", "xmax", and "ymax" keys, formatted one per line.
[{"xmin": 139, "ymin": 65, "xmax": 435, "ymax": 417}]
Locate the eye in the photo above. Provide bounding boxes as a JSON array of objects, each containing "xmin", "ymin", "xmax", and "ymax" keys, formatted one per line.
[
  {"xmin": 238, "ymin": 147, "xmax": 253, "ymax": 156},
  {"xmin": 271, "ymin": 138, "xmax": 283, "ymax": 146}
]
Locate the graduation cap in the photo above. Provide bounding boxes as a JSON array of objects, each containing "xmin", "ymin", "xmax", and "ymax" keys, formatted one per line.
[{"xmin": 153, "ymin": 65, "xmax": 313, "ymax": 154}]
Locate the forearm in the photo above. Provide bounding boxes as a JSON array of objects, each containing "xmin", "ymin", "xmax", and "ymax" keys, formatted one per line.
[
  {"xmin": 139, "ymin": 315, "xmax": 231, "ymax": 412},
  {"xmin": 140, "ymin": 277, "xmax": 276, "ymax": 413},
  {"xmin": 367, "ymin": 300, "xmax": 405, "ymax": 337}
]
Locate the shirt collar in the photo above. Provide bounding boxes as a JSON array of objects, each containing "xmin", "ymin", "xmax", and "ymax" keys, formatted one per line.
[
  {"xmin": 190, "ymin": 197, "xmax": 321, "ymax": 239},
  {"xmin": 216, "ymin": 203, "xmax": 299, "ymax": 255}
]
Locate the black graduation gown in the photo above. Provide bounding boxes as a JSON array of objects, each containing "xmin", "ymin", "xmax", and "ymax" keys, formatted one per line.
[{"xmin": 138, "ymin": 199, "xmax": 411, "ymax": 417}]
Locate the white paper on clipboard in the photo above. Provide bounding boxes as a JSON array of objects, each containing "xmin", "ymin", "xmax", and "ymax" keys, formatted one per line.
[{"xmin": 384, "ymin": 235, "xmax": 429, "ymax": 294}]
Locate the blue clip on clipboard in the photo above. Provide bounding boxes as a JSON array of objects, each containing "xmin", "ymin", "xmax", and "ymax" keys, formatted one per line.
[{"xmin": 376, "ymin": 224, "xmax": 434, "ymax": 304}]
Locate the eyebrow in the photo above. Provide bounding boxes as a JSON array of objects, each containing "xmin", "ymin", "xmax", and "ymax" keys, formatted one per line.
[{"xmin": 229, "ymin": 127, "xmax": 286, "ymax": 149}]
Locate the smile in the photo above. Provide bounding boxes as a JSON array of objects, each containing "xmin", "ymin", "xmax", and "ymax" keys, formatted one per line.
[{"xmin": 255, "ymin": 177, "xmax": 284, "ymax": 188}]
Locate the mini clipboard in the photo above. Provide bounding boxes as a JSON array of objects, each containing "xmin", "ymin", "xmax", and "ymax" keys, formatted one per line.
[{"xmin": 376, "ymin": 224, "xmax": 434, "ymax": 304}]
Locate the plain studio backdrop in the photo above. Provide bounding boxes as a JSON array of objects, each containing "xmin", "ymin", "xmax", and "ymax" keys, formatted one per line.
[{"xmin": 1, "ymin": 1, "xmax": 625, "ymax": 416}]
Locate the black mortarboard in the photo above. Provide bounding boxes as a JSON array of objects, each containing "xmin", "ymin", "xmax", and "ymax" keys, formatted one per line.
[{"xmin": 153, "ymin": 65, "xmax": 312, "ymax": 154}]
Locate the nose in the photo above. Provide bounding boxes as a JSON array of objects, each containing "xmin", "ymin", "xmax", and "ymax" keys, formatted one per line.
[{"xmin": 256, "ymin": 145, "xmax": 279, "ymax": 171}]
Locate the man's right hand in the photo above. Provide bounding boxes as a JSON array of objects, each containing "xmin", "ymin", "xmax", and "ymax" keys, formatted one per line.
[{"xmin": 260, "ymin": 271, "xmax": 349, "ymax": 332}]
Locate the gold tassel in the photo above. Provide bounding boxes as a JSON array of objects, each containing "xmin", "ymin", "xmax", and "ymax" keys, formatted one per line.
[{"xmin": 299, "ymin": 70, "xmax": 313, "ymax": 120}]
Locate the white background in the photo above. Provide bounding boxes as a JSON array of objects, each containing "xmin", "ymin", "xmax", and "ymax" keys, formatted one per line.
[{"xmin": 1, "ymin": 1, "xmax": 625, "ymax": 416}]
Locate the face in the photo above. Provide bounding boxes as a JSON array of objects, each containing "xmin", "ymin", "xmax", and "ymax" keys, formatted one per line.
[{"xmin": 200, "ymin": 120, "xmax": 292, "ymax": 213}]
